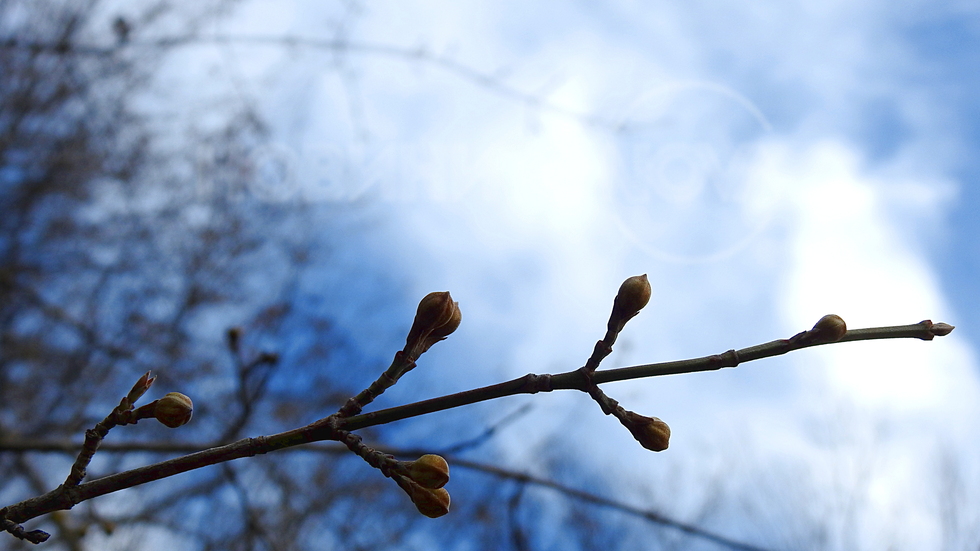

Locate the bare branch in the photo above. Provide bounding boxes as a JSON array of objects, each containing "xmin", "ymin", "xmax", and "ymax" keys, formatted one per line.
[
  {"xmin": 0, "ymin": 317, "xmax": 952, "ymax": 534},
  {"xmin": 339, "ymin": 320, "xmax": 953, "ymax": 431}
]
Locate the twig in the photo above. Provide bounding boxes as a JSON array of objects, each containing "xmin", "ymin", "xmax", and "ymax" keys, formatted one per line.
[
  {"xmin": 0, "ymin": 319, "xmax": 952, "ymax": 531},
  {"xmin": 63, "ymin": 372, "xmax": 156, "ymax": 487},
  {"xmin": 338, "ymin": 320, "xmax": 953, "ymax": 431}
]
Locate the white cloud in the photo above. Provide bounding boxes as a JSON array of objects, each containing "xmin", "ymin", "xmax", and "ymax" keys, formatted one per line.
[
  {"xmin": 224, "ymin": 0, "xmax": 980, "ymax": 546},
  {"xmin": 768, "ymin": 140, "xmax": 975, "ymax": 409}
]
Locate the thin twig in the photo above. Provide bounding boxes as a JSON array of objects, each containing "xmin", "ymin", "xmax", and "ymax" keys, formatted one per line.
[
  {"xmin": 339, "ymin": 320, "xmax": 952, "ymax": 431},
  {"xmin": 0, "ymin": 319, "xmax": 952, "ymax": 531}
]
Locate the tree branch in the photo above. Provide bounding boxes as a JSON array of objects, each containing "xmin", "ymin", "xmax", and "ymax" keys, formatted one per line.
[
  {"xmin": 339, "ymin": 319, "xmax": 953, "ymax": 431},
  {"xmin": 0, "ymin": 318, "xmax": 952, "ymax": 533}
]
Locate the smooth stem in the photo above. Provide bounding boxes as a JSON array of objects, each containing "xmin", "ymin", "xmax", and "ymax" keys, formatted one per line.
[{"xmin": 338, "ymin": 320, "xmax": 950, "ymax": 431}]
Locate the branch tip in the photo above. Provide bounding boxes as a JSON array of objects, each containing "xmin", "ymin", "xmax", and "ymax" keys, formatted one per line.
[
  {"xmin": 125, "ymin": 371, "xmax": 155, "ymax": 405},
  {"xmin": 1, "ymin": 516, "xmax": 50, "ymax": 544},
  {"xmin": 406, "ymin": 454, "xmax": 450, "ymax": 489},
  {"xmin": 404, "ymin": 291, "xmax": 461, "ymax": 358},
  {"xmin": 608, "ymin": 274, "xmax": 652, "ymax": 334},
  {"xmin": 621, "ymin": 410, "xmax": 671, "ymax": 452},
  {"xmin": 930, "ymin": 322, "xmax": 954, "ymax": 337},
  {"xmin": 151, "ymin": 393, "xmax": 194, "ymax": 428}
]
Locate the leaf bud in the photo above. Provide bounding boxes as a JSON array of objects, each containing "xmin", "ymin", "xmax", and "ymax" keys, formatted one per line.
[
  {"xmin": 405, "ymin": 291, "xmax": 461, "ymax": 355},
  {"xmin": 407, "ymin": 454, "xmax": 450, "ymax": 489},
  {"xmin": 809, "ymin": 314, "xmax": 847, "ymax": 344},
  {"xmin": 623, "ymin": 410, "xmax": 670, "ymax": 452},
  {"xmin": 125, "ymin": 371, "xmax": 156, "ymax": 405},
  {"xmin": 929, "ymin": 321, "xmax": 954, "ymax": 337},
  {"xmin": 410, "ymin": 485, "xmax": 451, "ymax": 518},
  {"xmin": 609, "ymin": 274, "xmax": 652, "ymax": 332},
  {"xmin": 429, "ymin": 302, "xmax": 462, "ymax": 340},
  {"xmin": 414, "ymin": 292, "xmax": 457, "ymax": 334},
  {"xmin": 153, "ymin": 392, "xmax": 193, "ymax": 428}
]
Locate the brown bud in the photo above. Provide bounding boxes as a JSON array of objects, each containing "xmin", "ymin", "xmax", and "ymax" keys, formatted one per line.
[
  {"xmin": 405, "ymin": 291, "xmax": 461, "ymax": 355},
  {"xmin": 623, "ymin": 410, "xmax": 670, "ymax": 452},
  {"xmin": 809, "ymin": 314, "xmax": 847, "ymax": 344},
  {"xmin": 408, "ymin": 454, "xmax": 450, "ymax": 489},
  {"xmin": 609, "ymin": 275, "xmax": 652, "ymax": 331},
  {"xmin": 125, "ymin": 371, "xmax": 156, "ymax": 405},
  {"xmin": 929, "ymin": 322, "xmax": 954, "ymax": 337},
  {"xmin": 429, "ymin": 302, "xmax": 461, "ymax": 340},
  {"xmin": 410, "ymin": 485, "xmax": 451, "ymax": 518},
  {"xmin": 154, "ymin": 392, "xmax": 193, "ymax": 428},
  {"xmin": 414, "ymin": 292, "xmax": 457, "ymax": 334}
]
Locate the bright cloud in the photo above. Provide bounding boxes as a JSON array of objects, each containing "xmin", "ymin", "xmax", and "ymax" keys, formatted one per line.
[{"xmin": 216, "ymin": 0, "xmax": 980, "ymax": 546}]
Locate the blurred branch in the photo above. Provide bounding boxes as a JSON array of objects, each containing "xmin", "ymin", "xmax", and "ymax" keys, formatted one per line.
[
  {"xmin": 0, "ymin": 34, "xmax": 620, "ymax": 130},
  {"xmin": 507, "ymin": 482, "xmax": 530, "ymax": 551},
  {"xmin": 437, "ymin": 403, "xmax": 532, "ymax": 454}
]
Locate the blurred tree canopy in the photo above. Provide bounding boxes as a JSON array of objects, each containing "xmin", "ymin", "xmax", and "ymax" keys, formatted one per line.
[{"xmin": 0, "ymin": 1, "xmax": 414, "ymax": 548}]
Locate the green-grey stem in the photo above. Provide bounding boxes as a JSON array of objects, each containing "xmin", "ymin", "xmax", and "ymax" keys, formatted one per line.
[{"xmin": 339, "ymin": 320, "xmax": 951, "ymax": 431}]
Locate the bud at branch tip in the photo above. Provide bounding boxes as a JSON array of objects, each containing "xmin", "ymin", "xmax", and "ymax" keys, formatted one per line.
[
  {"xmin": 622, "ymin": 410, "xmax": 670, "ymax": 452},
  {"xmin": 407, "ymin": 454, "xmax": 450, "ymax": 489},
  {"xmin": 405, "ymin": 291, "xmax": 461, "ymax": 355},
  {"xmin": 409, "ymin": 485, "xmax": 451, "ymax": 518},
  {"xmin": 609, "ymin": 274, "xmax": 652, "ymax": 332},
  {"xmin": 153, "ymin": 392, "xmax": 194, "ymax": 428}
]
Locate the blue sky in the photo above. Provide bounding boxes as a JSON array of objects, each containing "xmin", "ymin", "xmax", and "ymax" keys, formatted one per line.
[{"xmin": 166, "ymin": 1, "xmax": 980, "ymax": 547}]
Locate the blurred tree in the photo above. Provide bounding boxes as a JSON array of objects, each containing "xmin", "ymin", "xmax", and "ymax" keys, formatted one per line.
[{"xmin": 0, "ymin": 1, "xmax": 389, "ymax": 548}]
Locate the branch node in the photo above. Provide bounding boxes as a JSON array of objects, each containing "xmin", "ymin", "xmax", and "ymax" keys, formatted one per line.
[
  {"xmin": 711, "ymin": 349, "xmax": 740, "ymax": 369},
  {"xmin": 526, "ymin": 373, "xmax": 553, "ymax": 393}
]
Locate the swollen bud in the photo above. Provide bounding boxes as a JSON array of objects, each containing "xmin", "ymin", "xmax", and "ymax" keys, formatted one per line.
[
  {"xmin": 410, "ymin": 486, "xmax": 451, "ymax": 518},
  {"xmin": 414, "ymin": 292, "xmax": 457, "ymax": 335},
  {"xmin": 430, "ymin": 303, "xmax": 462, "ymax": 340},
  {"xmin": 809, "ymin": 314, "xmax": 847, "ymax": 344},
  {"xmin": 622, "ymin": 410, "xmax": 670, "ymax": 452},
  {"xmin": 153, "ymin": 392, "xmax": 193, "ymax": 428},
  {"xmin": 408, "ymin": 454, "xmax": 450, "ymax": 489},
  {"xmin": 609, "ymin": 275, "xmax": 652, "ymax": 332},
  {"xmin": 405, "ymin": 291, "xmax": 461, "ymax": 355}
]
